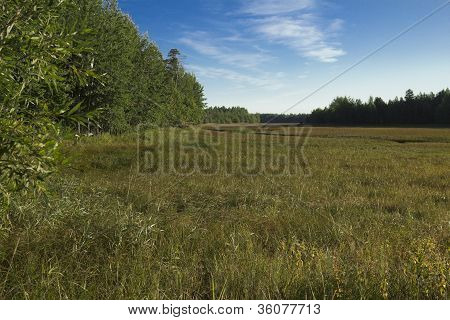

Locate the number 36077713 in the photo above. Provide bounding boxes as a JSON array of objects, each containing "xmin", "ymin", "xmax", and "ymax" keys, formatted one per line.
[{"xmin": 257, "ymin": 304, "xmax": 321, "ymax": 315}]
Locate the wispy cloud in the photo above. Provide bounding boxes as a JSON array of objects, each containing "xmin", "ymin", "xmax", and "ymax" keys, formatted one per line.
[
  {"xmin": 186, "ymin": 64, "xmax": 284, "ymax": 90},
  {"xmin": 241, "ymin": 0, "xmax": 314, "ymax": 16},
  {"xmin": 249, "ymin": 14, "xmax": 345, "ymax": 63},
  {"xmin": 328, "ymin": 18, "xmax": 345, "ymax": 33},
  {"xmin": 179, "ymin": 32, "xmax": 272, "ymax": 68},
  {"xmin": 179, "ymin": 0, "xmax": 346, "ymax": 99}
]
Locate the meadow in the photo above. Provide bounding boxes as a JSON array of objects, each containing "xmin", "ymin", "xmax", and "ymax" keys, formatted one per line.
[{"xmin": 0, "ymin": 126, "xmax": 448, "ymax": 299}]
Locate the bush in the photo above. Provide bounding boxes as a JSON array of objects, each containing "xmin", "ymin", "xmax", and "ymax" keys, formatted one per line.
[{"xmin": 0, "ymin": 0, "xmax": 96, "ymax": 198}]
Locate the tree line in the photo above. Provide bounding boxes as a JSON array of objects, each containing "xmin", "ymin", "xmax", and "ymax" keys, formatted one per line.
[
  {"xmin": 203, "ymin": 109, "xmax": 307, "ymax": 124},
  {"xmin": 1, "ymin": 0, "xmax": 205, "ymax": 196},
  {"xmin": 208, "ymin": 89, "xmax": 450, "ymax": 126},
  {"xmin": 66, "ymin": 0, "xmax": 206, "ymax": 132},
  {"xmin": 259, "ymin": 114, "xmax": 307, "ymax": 124},
  {"xmin": 204, "ymin": 107, "xmax": 260, "ymax": 124},
  {"xmin": 308, "ymin": 89, "xmax": 450, "ymax": 125}
]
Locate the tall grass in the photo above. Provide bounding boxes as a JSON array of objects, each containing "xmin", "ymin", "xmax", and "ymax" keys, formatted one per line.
[{"xmin": 0, "ymin": 127, "xmax": 448, "ymax": 299}]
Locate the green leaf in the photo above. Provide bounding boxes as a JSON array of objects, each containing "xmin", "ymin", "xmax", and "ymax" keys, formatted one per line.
[{"xmin": 67, "ymin": 102, "xmax": 83, "ymax": 116}]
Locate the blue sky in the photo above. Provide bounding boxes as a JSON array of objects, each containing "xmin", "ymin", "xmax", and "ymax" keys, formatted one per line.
[{"xmin": 118, "ymin": 0, "xmax": 450, "ymax": 113}]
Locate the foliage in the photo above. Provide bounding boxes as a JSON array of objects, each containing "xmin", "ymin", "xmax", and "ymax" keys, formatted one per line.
[
  {"xmin": 0, "ymin": 0, "xmax": 206, "ymax": 197},
  {"xmin": 67, "ymin": 0, "xmax": 206, "ymax": 132},
  {"xmin": 308, "ymin": 89, "xmax": 450, "ymax": 125},
  {"xmin": 259, "ymin": 113, "xmax": 306, "ymax": 124},
  {"xmin": 0, "ymin": 0, "xmax": 97, "ymax": 197},
  {"xmin": 435, "ymin": 90, "xmax": 450, "ymax": 124},
  {"xmin": 204, "ymin": 106, "xmax": 260, "ymax": 124}
]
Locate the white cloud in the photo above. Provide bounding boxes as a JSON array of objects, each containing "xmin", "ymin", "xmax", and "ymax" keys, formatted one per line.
[
  {"xmin": 241, "ymin": 0, "xmax": 313, "ymax": 16},
  {"xmin": 238, "ymin": 0, "xmax": 346, "ymax": 63},
  {"xmin": 304, "ymin": 47, "xmax": 345, "ymax": 63},
  {"xmin": 251, "ymin": 15, "xmax": 345, "ymax": 63},
  {"xmin": 186, "ymin": 64, "xmax": 284, "ymax": 90},
  {"xmin": 179, "ymin": 32, "xmax": 272, "ymax": 68}
]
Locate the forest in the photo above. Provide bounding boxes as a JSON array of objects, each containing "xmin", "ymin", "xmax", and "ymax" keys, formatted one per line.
[
  {"xmin": 259, "ymin": 113, "xmax": 307, "ymax": 124},
  {"xmin": 204, "ymin": 106, "xmax": 260, "ymax": 124},
  {"xmin": 0, "ymin": 0, "xmax": 205, "ymax": 196},
  {"xmin": 308, "ymin": 89, "xmax": 450, "ymax": 125},
  {"xmin": 206, "ymin": 89, "xmax": 450, "ymax": 126}
]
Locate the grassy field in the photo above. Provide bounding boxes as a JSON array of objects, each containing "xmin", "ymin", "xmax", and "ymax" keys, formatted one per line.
[{"xmin": 0, "ymin": 126, "xmax": 449, "ymax": 299}]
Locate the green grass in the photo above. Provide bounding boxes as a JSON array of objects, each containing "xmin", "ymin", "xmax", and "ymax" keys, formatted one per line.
[{"xmin": 1, "ymin": 126, "xmax": 449, "ymax": 299}]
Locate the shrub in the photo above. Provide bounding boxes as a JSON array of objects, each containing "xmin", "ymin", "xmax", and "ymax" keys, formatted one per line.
[{"xmin": 0, "ymin": 0, "xmax": 97, "ymax": 198}]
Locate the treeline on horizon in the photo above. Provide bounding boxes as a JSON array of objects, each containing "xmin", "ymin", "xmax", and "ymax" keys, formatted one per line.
[
  {"xmin": 205, "ymin": 89, "xmax": 450, "ymax": 125},
  {"xmin": 204, "ymin": 107, "xmax": 260, "ymax": 124},
  {"xmin": 308, "ymin": 89, "xmax": 450, "ymax": 125},
  {"xmin": 259, "ymin": 114, "xmax": 307, "ymax": 124},
  {"xmin": 203, "ymin": 107, "xmax": 307, "ymax": 125}
]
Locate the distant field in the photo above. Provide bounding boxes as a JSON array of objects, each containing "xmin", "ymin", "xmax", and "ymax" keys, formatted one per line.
[{"xmin": 1, "ymin": 126, "xmax": 449, "ymax": 299}]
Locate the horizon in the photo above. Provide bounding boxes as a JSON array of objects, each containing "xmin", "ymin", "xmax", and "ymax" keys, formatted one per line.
[
  {"xmin": 204, "ymin": 87, "xmax": 450, "ymax": 114},
  {"xmin": 118, "ymin": 0, "xmax": 450, "ymax": 114}
]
